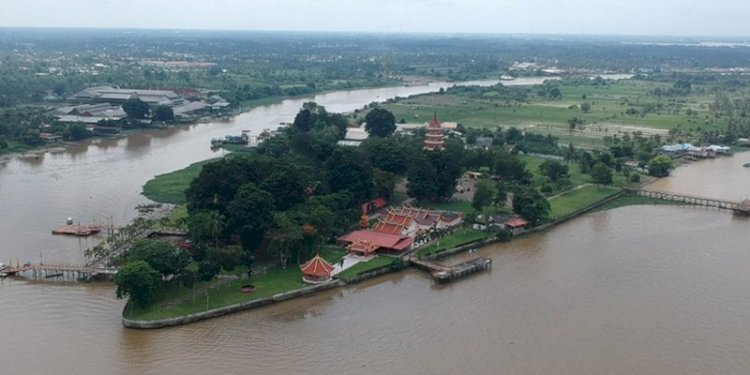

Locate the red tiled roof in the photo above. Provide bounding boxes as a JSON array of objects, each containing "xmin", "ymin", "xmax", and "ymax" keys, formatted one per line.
[
  {"xmin": 348, "ymin": 239, "xmax": 379, "ymax": 255},
  {"xmin": 373, "ymin": 222, "xmax": 404, "ymax": 235},
  {"xmin": 339, "ymin": 230, "xmax": 413, "ymax": 252},
  {"xmin": 371, "ymin": 197, "xmax": 387, "ymax": 209},
  {"xmin": 299, "ymin": 255, "xmax": 334, "ymax": 277},
  {"xmin": 505, "ymin": 218, "xmax": 530, "ymax": 228}
]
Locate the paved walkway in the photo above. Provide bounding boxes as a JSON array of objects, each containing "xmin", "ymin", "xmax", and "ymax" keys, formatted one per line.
[{"xmin": 331, "ymin": 254, "xmax": 375, "ymax": 276}]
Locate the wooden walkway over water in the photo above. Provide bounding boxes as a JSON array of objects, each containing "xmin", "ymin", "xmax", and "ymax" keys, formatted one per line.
[
  {"xmin": 633, "ymin": 188, "xmax": 747, "ymax": 212},
  {"xmin": 2, "ymin": 262, "xmax": 117, "ymax": 279},
  {"xmin": 410, "ymin": 256, "xmax": 492, "ymax": 283}
]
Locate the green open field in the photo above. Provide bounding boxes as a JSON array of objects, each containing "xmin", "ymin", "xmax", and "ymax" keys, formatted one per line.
[
  {"xmin": 547, "ymin": 185, "xmax": 622, "ymax": 219},
  {"xmin": 141, "ymin": 158, "xmax": 217, "ymax": 204},
  {"xmin": 417, "ymin": 228, "xmax": 492, "ymax": 257},
  {"xmin": 382, "ymin": 79, "xmax": 724, "ymax": 149},
  {"xmin": 123, "ymin": 266, "xmax": 306, "ymax": 321}
]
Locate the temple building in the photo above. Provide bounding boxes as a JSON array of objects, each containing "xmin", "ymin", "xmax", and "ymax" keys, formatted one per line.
[
  {"xmin": 423, "ymin": 112, "xmax": 445, "ymax": 151},
  {"xmin": 300, "ymin": 254, "xmax": 335, "ymax": 284},
  {"xmin": 347, "ymin": 239, "xmax": 379, "ymax": 258}
]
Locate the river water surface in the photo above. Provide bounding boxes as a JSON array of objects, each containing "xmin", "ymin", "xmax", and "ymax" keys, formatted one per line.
[{"xmin": 2, "ymin": 78, "xmax": 749, "ymax": 374}]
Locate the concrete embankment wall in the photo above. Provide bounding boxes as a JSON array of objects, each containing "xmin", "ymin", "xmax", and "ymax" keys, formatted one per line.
[
  {"xmin": 123, "ymin": 281, "xmax": 342, "ymax": 329},
  {"xmin": 426, "ymin": 190, "xmax": 625, "ymax": 261}
]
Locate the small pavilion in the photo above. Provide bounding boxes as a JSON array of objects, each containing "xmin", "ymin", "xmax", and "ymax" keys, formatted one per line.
[{"xmin": 300, "ymin": 254, "xmax": 335, "ymax": 284}]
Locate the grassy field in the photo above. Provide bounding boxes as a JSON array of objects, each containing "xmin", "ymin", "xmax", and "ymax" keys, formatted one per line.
[
  {"xmin": 123, "ymin": 266, "xmax": 306, "ymax": 321},
  {"xmin": 141, "ymin": 159, "xmax": 218, "ymax": 204},
  {"xmin": 417, "ymin": 228, "xmax": 492, "ymax": 257},
  {"xmin": 547, "ymin": 185, "xmax": 622, "ymax": 219},
  {"xmin": 382, "ymin": 79, "xmax": 724, "ymax": 149},
  {"xmin": 336, "ymin": 256, "xmax": 399, "ymax": 283},
  {"xmin": 519, "ymin": 155, "xmax": 592, "ymax": 187}
]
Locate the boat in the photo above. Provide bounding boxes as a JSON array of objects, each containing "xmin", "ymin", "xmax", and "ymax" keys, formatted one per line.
[
  {"xmin": 0, "ymin": 262, "xmax": 7, "ymax": 272},
  {"xmin": 743, "ymin": 162, "xmax": 750, "ymax": 167}
]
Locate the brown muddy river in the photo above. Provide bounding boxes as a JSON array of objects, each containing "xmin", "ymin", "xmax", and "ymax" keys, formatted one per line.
[{"xmin": 2, "ymin": 79, "xmax": 748, "ymax": 374}]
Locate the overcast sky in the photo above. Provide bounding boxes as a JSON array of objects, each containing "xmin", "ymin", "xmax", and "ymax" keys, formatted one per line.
[{"xmin": 1, "ymin": 0, "xmax": 748, "ymax": 37}]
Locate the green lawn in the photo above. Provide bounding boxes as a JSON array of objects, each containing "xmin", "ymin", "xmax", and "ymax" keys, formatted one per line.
[
  {"xmin": 123, "ymin": 266, "xmax": 306, "ymax": 321},
  {"xmin": 417, "ymin": 228, "xmax": 492, "ymax": 257},
  {"xmin": 336, "ymin": 256, "xmax": 398, "ymax": 283},
  {"xmin": 142, "ymin": 159, "xmax": 218, "ymax": 204},
  {"xmin": 319, "ymin": 245, "xmax": 347, "ymax": 264},
  {"xmin": 519, "ymin": 155, "xmax": 591, "ymax": 187},
  {"xmin": 548, "ymin": 185, "xmax": 621, "ymax": 219}
]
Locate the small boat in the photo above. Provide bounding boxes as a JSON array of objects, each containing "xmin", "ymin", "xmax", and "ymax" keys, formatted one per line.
[{"xmin": 743, "ymin": 162, "xmax": 750, "ymax": 167}]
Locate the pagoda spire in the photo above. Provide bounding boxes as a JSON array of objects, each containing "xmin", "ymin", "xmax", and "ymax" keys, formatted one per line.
[{"xmin": 423, "ymin": 112, "xmax": 445, "ymax": 151}]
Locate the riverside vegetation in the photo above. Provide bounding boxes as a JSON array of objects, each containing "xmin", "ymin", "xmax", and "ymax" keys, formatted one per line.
[{"xmin": 130, "ymin": 87, "xmax": 692, "ymax": 322}]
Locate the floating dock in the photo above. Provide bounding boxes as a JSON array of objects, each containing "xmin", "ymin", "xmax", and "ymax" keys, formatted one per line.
[
  {"xmin": 410, "ymin": 256, "xmax": 492, "ymax": 283},
  {"xmin": 432, "ymin": 257, "xmax": 492, "ymax": 283},
  {"xmin": 52, "ymin": 224, "xmax": 102, "ymax": 236}
]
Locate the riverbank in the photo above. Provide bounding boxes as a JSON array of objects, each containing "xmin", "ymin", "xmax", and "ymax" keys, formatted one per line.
[{"xmin": 125, "ymin": 183, "xmax": 688, "ymax": 328}]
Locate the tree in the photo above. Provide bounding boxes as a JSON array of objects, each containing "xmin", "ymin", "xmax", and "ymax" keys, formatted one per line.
[
  {"xmin": 115, "ymin": 260, "xmax": 161, "ymax": 307},
  {"xmin": 63, "ymin": 123, "xmax": 90, "ymax": 141},
  {"xmin": 128, "ymin": 239, "xmax": 190, "ymax": 278},
  {"xmin": 324, "ymin": 147, "xmax": 373, "ymax": 203},
  {"xmin": 472, "ymin": 179, "xmax": 497, "ymax": 211},
  {"xmin": 373, "ymin": 168, "xmax": 398, "ymax": 199},
  {"xmin": 580, "ymin": 102, "xmax": 591, "ymax": 113},
  {"xmin": 267, "ymin": 212, "xmax": 303, "ymax": 268},
  {"xmin": 406, "ymin": 153, "xmax": 439, "ymax": 202},
  {"xmin": 648, "ymin": 155, "xmax": 674, "ymax": 177},
  {"xmin": 590, "ymin": 162, "xmax": 613, "ymax": 185},
  {"xmin": 364, "ymin": 108, "xmax": 396, "ymax": 137},
  {"xmin": 188, "ymin": 210, "xmax": 226, "ymax": 247},
  {"xmin": 494, "ymin": 153, "xmax": 531, "ymax": 183},
  {"xmin": 122, "ymin": 97, "xmax": 150, "ymax": 119},
  {"xmin": 227, "ymin": 182, "xmax": 275, "ymax": 252},
  {"xmin": 512, "ymin": 188, "xmax": 550, "ymax": 225},
  {"xmin": 152, "ymin": 105, "xmax": 174, "ymax": 122},
  {"xmin": 538, "ymin": 160, "xmax": 569, "ymax": 183}
]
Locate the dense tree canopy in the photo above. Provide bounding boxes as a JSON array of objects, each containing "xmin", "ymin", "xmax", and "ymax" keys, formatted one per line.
[
  {"xmin": 127, "ymin": 239, "xmax": 190, "ymax": 278},
  {"xmin": 364, "ymin": 108, "xmax": 397, "ymax": 137},
  {"xmin": 122, "ymin": 97, "xmax": 150, "ymax": 119},
  {"xmin": 512, "ymin": 188, "xmax": 550, "ymax": 225},
  {"xmin": 115, "ymin": 260, "xmax": 161, "ymax": 307}
]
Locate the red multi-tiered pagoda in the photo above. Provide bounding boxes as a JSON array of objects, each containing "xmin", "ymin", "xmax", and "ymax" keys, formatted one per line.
[{"xmin": 423, "ymin": 112, "xmax": 445, "ymax": 151}]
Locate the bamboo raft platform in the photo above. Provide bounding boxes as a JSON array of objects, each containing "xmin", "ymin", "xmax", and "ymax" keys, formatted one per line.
[{"xmin": 410, "ymin": 256, "xmax": 492, "ymax": 283}]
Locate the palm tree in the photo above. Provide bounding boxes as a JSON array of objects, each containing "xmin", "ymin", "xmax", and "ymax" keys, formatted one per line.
[{"xmin": 206, "ymin": 210, "xmax": 226, "ymax": 248}]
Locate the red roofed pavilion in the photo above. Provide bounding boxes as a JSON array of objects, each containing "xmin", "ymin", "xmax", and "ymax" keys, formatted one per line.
[
  {"xmin": 424, "ymin": 112, "xmax": 445, "ymax": 151},
  {"xmin": 300, "ymin": 254, "xmax": 335, "ymax": 284}
]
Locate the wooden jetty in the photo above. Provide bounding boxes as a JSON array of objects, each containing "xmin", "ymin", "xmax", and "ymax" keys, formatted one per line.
[
  {"xmin": 52, "ymin": 224, "xmax": 103, "ymax": 236},
  {"xmin": 410, "ymin": 256, "xmax": 492, "ymax": 283}
]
